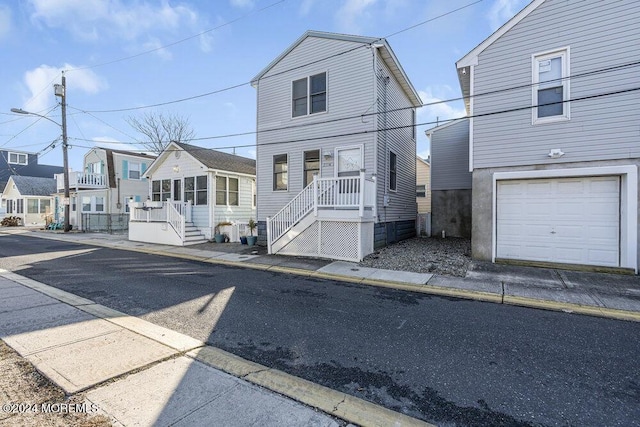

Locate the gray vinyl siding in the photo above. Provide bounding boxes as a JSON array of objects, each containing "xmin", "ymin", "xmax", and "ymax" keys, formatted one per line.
[
  {"xmin": 430, "ymin": 119, "xmax": 472, "ymax": 190},
  {"xmin": 472, "ymin": 0, "xmax": 640, "ymax": 169},
  {"xmin": 255, "ymin": 36, "xmax": 377, "ymax": 220},
  {"xmin": 375, "ymin": 54, "xmax": 416, "ymax": 223}
]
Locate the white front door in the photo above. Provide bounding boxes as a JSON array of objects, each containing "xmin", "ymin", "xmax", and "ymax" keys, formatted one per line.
[{"xmin": 496, "ymin": 176, "xmax": 620, "ymax": 267}]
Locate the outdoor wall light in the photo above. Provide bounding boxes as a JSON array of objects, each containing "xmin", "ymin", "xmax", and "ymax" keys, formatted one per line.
[
  {"xmin": 172, "ymin": 165, "xmax": 180, "ymax": 173},
  {"xmin": 548, "ymin": 149, "xmax": 565, "ymax": 159}
]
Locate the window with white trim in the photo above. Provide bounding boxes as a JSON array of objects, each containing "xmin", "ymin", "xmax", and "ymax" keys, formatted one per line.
[
  {"xmin": 8, "ymin": 152, "xmax": 27, "ymax": 165},
  {"xmin": 416, "ymin": 185, "xmax": 426, "ymax": 198},
  {"xmin": 215, "ymin": 176, "xmax": 239, "ymax": 206},
  {"xmin": 128, "ymin": 162, "xmax": 141, "ymax": 179},
  {"xmin": 533, "ymin": 49, "xmax": 569, "ymax": 123},
  {"xmin": 292, "ymin": 72, "xmax": 326, "ymax": 117},
  {"xmin": 82, "ymin": 196, "xmax": 91, "ymax": 212},
  {"xmin": 273, "ymin": 154, "xmax": 288, "ymax": 191},
  {"xmin": 95, "ymin": 196, "xmax": 105, "ymax": 212},
  {"xmin": 152, "ymin": 179, "xmax": 171, "ymax": 201},
  {"xmin": 389, "ymin": 151, "xmax": 397, "ymax": 191},
  {"xmin": 196, "ymin": 176, "xmax": 208, "ymax": 205}
]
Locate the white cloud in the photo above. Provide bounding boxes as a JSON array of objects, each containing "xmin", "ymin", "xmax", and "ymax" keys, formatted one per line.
[
  {"xmin": 335, "ymin": 0, "xmax": 377, "ymax": 33},
  {"xmin": 0, "ymin": 5, "xmax": 11, "ymax": 41},
  {"xmin": 417, "ymin": 86, "xmax": 467, "ymax": 129},
  {"xmin": 487, "ymin": 0, "xmax": 527, "ymax": 31},
  {"xmin": 230, "ymin": 0, "xmax": 254, "ymax": 8},
  {"xmin": 246, "ymin": 148, "xmax": 256, "ymax": 159},
  {"xmin": 23, "ymin": 64, "xmax": 107, "ymax": 112},
  {"xmin": 28, "ymin": 0, "xmax": 202, "ymax": 46}
]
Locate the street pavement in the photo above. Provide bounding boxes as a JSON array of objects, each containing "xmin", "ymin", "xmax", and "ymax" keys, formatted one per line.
[{"xmin": 1, "ymin": 227, "xmax": 639, "ymax": 426}]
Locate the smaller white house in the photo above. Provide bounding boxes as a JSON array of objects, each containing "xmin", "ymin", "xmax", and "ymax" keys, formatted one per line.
[
  {"xmin": 129, "ymin": 141, "xmax": 256, "ymax": 246},
  {"xmin": 2, "ymin": 176, "xmax": 56, "ymax": 226}
]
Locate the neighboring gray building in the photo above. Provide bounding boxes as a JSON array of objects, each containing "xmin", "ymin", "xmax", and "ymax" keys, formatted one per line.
[
  {"xmin": 251, "ymin": 30, "xmax": 421, "ymax": 262},
  {"xmin": 456, "ymin": 0, "xmax": 639, "ymax": 272},
  {"xmin": 425, "ymin": 118, "xmax": 471, "ymax": 238}
]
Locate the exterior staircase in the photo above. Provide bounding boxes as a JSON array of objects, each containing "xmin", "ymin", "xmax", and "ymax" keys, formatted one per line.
[
  {"xmin": 183, "ymin": 222, "xmax": 207, "ymax": 245},
  {"xmin": 267, "ymin": 173, "xmax": 377, "ymax": 261}
]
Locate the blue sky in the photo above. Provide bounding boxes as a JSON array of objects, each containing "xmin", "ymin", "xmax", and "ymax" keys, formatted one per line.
[{"xmin": 0, "ymin": 0, "xmax": 529, "ymax": 171}]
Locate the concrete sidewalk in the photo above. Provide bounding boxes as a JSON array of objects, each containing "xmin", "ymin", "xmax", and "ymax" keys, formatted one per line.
[
  {"xmin": 9, "ymin": 228, "xmax": 640, "ymax": 323},
  {"xmin": 0, "ymin": 270, "xmax": 430, "ymax": 426}
]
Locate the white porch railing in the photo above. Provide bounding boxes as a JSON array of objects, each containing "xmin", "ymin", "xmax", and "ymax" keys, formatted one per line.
[
  {"xmin": 130, "ymin": 201, "xmax": 192, "ymax": 241},
  {"xmin": 56, "ymin": 172, "xmax": 107, "ymax": 191},
  {"xmin": 267, "ymin": 172, "xmax": 375, "ymax": 253}
]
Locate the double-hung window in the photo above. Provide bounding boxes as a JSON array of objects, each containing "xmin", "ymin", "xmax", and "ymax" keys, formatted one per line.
[
  {"xmin": 292, "ymin": 72, "xmax": 326, "ymax": 117},
  {"xmin": 82, "ymin": 196, "xmax": 91, "ymax": 212},
  {"xmin": 128, "ymin": 162, "xmax": 141, "ymax": 179},
  {"xmin": 273, "ymin": 154, "xmax": 288, "ymax": 191},
  {"xmin": 533, "ymin": 48, "xmax": 569, "ymax": 123}
]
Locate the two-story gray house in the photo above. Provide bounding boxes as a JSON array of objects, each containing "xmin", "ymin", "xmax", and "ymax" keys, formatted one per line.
[
  {"xmin": 456, "ymin": 0, "xmax": 638, "ymax": 272},
  {"xmin": 251, "ymin": 31, "xmax": 421, "ymax": 262}
]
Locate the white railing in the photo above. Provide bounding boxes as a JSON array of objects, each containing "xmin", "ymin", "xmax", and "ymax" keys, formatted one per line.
[
  {"xmin": 267, "ymin": 172, "xmax": 375, "ymax": 252},
  {"xmin": 267, "ymin": 181, "xmax": 316, "ymax": 245},
  {"xmin": 166, "ymin": 202, "xmax": 185, "ymax": 241},
  {"xmin": 56, "ymin": 172, "xmax": 107, "ymax": 191},
  {"xmin": 130, "ymin": 201, "xmax": 192, "ymax": 242}
]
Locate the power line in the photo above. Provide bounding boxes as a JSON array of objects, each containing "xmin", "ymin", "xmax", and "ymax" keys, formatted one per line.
[
  {"xmin": 78, "ymin": 0, "xmax": 484, "ymax": 114},
  {"xmin": 66, "ymin": 59, "xmax": 640, "ymax": 148},
  {"xmin": 67, "ymin": 85, "xmax": 640, "ymax": 153}
]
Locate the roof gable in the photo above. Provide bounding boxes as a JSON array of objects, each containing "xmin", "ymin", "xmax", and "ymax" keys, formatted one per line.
[{"xmin": 251, "ymin": 30, "xmax": 421, "ymax": 107}]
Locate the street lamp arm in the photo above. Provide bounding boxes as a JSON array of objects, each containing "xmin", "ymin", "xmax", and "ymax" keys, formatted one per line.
[{"xmin": 10, "ymin": 108, "xmax": 62, "ymax": 127}]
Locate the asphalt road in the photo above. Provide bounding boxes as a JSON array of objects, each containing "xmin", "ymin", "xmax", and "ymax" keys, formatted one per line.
[{"xmin": 1, "ymin": 233, "xmax": 639, "ymax": 427}]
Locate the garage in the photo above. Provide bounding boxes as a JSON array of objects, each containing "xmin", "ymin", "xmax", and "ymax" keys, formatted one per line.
[{"xmin": 496, "ymin": 176, "xmax": 620, "ymax": 267}]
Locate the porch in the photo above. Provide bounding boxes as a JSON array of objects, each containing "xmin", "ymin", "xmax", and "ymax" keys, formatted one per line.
[
  {"xmin": 128, "ymin": 201, "xmax": 207, "ymax": 246},
  {"xmin": 55, "ymin": 172, "xmax": 107, "ymax": 191},
  {"xmin": 266, "ymin": 173, "xmax": 377, "ymax": 262}
]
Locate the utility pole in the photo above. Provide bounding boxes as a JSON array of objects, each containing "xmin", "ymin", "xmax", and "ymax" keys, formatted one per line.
[{"xmin": 55, "ymin": 73, "xmax": 71, "ymax": 232}]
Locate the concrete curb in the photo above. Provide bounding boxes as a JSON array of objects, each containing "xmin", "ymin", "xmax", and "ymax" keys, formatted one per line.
[
  {"xmin": 8, "ymin": 231, "xmax": 640, "ymax": 324},
  {"xmin": 189, "ymin": 346, "xmax": 435, "ymax": 427}
]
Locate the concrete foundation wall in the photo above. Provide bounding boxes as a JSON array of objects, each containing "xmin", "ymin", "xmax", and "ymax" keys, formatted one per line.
[
  {"xmin": 374, "ymin": 220, "xmax": 415, "ymax": 249},
  {"xmin": 472, "ymin": 159, "xmax": 640, "ymax": 267},
  {"xmin": 431, "ymin": 189, "xmax": 472, "ymax": 239}
]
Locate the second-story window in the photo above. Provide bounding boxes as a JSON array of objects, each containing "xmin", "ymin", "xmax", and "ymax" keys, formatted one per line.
[
  {"xmin": 8, "ymin": 152, "xmax": 27, "ymax": 165},
  {"xmin": 128, "ymin": 162, "xmax": 141, "ymax": 179},
  {"xmin": 533, "ymin": 48, "xmax": 569, "ymax": 123},
  {"xmin": 292, "ymin": 72, "xmax": 326, "ymax": 117}
]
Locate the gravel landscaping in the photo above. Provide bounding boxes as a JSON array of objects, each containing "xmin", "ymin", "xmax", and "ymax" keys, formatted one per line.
[{"xmin": 359, "ymin": 236, "xmax": 472, "ymax": 277}]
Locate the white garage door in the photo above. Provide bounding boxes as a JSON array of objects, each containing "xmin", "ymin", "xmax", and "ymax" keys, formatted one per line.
[{"xmin": 496, "ymin": 176, "xmax": 620, "ymax": 267}]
